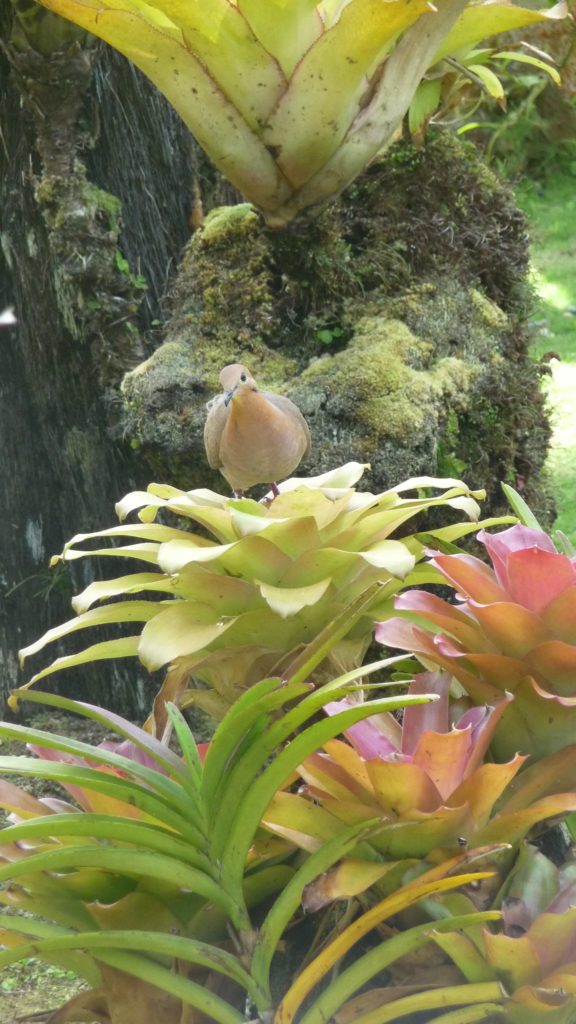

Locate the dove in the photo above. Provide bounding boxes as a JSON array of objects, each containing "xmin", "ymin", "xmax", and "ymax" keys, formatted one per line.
[{"xmin": 204, "ymin": 363, "xmax": 311, "ymax": 497}]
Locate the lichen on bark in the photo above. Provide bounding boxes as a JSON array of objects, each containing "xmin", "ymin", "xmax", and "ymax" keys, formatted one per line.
[
  {"xmin": 121, "ymin": 131, "xmax": 552, "ymax": 520},
  {"xmin": 5, "ymin": 3, "xmax": 146, "ymax": 385}
]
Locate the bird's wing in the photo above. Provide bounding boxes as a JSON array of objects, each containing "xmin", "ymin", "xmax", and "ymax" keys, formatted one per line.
[
  {"xmin": 265, "ymin": 393, "xmax": 311, "ymax": 458},
  {"xmin": 204, "ymin": 395, "xmax": 228, "ymax": 469}
]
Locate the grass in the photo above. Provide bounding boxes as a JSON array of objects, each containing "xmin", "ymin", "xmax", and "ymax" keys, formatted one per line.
[{"xmin": 515, "ymin": 173, "xmax": 576, "ymax": 548}]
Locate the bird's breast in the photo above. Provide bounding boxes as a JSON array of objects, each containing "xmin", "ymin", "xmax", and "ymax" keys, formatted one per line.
[{"xmin": 219, "ymin": 393, "xmax": 306, "ymax": 488}]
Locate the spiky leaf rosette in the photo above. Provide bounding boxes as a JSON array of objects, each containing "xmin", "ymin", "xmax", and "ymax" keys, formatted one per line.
[
  {"xmin": 377, "ymin": 524, "xmax": 576, "ymax": 761},
  {"xmin": 428, "ymin": 846, "xmax": 576, "ymax": 1024},
  {"xmin": 0, "ymin": 684, "xmax": 497, "ymax": 1022},
  {"xmin": 263, "ymin": 672, "xmax": 576, "ymax": 864},
  {"xmin": 17, "ymin": 465, "xmax": 513, "ymax": 719}
]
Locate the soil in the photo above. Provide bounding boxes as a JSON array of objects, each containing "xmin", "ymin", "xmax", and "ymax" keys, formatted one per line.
[{"xmin": 0, "ymin": 961, "xmax": 87, "ymax": 1024}]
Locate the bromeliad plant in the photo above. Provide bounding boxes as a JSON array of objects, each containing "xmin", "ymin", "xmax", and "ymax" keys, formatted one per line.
[
  {"xmin": 30, "ymin": 0, "xmax": 566, "ymax": 226},
  {"xmin": 376, "ymin": 521, "xmax": 576, "ymax": 761},
  {"xmin": 418, "ymin": 844, "xmax": 576, "ymax": 1024},
  {"xmin": 0, "ymin": 676, "xmax": 500, "ymax": 1024},
  {"xmin": 17, "ymin": 464, "xmax": 511, "ymax": 720},
  {"xmin": 263, "ymin": 670, "xmax": 576, "ymax": 869}
]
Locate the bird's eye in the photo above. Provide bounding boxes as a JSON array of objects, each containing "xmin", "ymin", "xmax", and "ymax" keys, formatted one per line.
[{"xmin": 240, "ymin": 372, "xmax": 247, "ymax": 382}]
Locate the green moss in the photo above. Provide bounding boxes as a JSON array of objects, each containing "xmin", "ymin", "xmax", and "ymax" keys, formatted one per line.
[
  {"xmin": 470, "ymin": 288, "xmax": 508, "ymax": 330},
  {"xmin": 342, "ymin": 131, "xmax": 532, "ymax": 315},
  {"xmin": 437, "ymin": 411, "xmax": 468, "ymax": 478},
  {"xmin": 121, "ymin": 202, "xmax": 302, "ymax": 474},
  {"xmin": 200, "ymin": 203, "xmax": 259, "ymax": 243},
  {"xmin": 299, "ymin": 310, "xmax": 474, "ymax": 458},
  {"xmin": 123, "ymin": 341, "xmax": 191, "ymax": 386},
  {"xmin": 35, "ymin": 175, "xmax": 121, "ymax": 236},
  {"xmin": 33, "ymin": 169, "xmax": 145, "ymax": 382},
  {"xmin": 170, "ymin": 204, "xmax": 279, "ymax": 360}
]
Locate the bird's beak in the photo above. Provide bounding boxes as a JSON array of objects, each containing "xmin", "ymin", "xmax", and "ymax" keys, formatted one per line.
[{"xmin": 224, "ymin": 388, "xmax": 235, "ymax": 407}]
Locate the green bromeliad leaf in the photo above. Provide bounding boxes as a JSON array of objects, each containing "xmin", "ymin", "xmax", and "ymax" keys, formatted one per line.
[
  {"xmin": 274, "ymin": 872, "xmax": 499, "ymax": 1023},
  {"xmin": 257, "ymin": 577, "xmax": 332, "ymax": 618},
  {"xmin": 261, "ymin": 0, "xmax": 435, "ymax": 189},
  {"xmin": 5, "ymin": 659, "xmax": 543, "ymax": 1024},
  {"xmin": 432, "ymin": 1, "xmax": 567, "ymax": 64},
  {"xmin": 142, "ymin": 0, "xmax": 287, "ymax": 128},
  {"xmin": 35, "ymin": 0, "xmax": 291, "ymax": 213},
  {"xmin": 409, "ymin": 78, "xmax": 443, "ymax": 137},
  {"xmin": 491, "ymin": 51, "xmax": 560, "ymax": 87},
  {"xmin": 467, "ymin": 63, "xmax": 505, "ymax": 103},
  {"xmin": 138, "ymin": 603, "xmax": 237, "ymax": 671},
  {"xmin": 20, "ymin": 637, "xmax": 141, "ymax": 690},
  {"xmin": 0, "ymin": 674, "xmax": 437, "ymax": 1017},
  {"xmin": 238, "ymin": 0, "xmax": 323, "ymax": 78},
  {"xmin": 19, "ymin": 601, "xmax": 163, "ymax": 663}
]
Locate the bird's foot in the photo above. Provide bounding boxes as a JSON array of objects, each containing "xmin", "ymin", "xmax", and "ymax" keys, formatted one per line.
[
  {"xmin": 260, "ymin": 483, "xmax": 280, "ymax": 507},
  {"xmin": 232, "ymin": 489, "xmax": 244, "ymax": 499}
]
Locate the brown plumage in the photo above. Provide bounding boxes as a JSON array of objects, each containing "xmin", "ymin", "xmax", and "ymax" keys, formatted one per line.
[{"xmin": 204, "ymin": 363, "xmax": 311, "ymax": 496}]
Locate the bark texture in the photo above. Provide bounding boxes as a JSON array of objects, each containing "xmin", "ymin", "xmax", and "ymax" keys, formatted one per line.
[{"xmin": 0, "ymin": 4, "xmax": 198, "ymax": 713}]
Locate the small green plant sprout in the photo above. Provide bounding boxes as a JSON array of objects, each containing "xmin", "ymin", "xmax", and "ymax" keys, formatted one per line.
[
  {"xmin": 30, "ymin": 0, "xmax": 567, "ymax": 226},
  {"xmin": 316, "ymin": 324, "xmax": 343, "ymax": 346},
  {"xmin": 421, "ymin": 38, "xmax": 563, "ymax": 143},
  {"xmin": 17, "ymin": 464, "xmax": 514, "ymax": 721}
]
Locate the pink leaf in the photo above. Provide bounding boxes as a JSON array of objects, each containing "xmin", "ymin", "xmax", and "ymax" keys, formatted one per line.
[
  {"xmin": 27, "ymin": 745, "xmax": 93, "ymax": 811},
  {"xmin": 426, "ymin": 552, "xmax": 507, "ymax": 604},
  {"xmin": 375, "ymin": 618, "xmax": 442, "ymax": 658},
  {"xmin": 454, "ymin": 692, "xmax": 514, "ymax": 773},
  {"xmin": 401, "ymin": 672, "xmax": 451, "ymax": 754},
  {"xmin": 325, "ymin": 698, "xmax": 400, "ymax": 759},
  {"xmin": 468, "ymin": 600, "xmax": 551, "ymax": 658},
  {"xmin": 99, "ymin": 738, "xmax": 167, "ymax": 773},
  {"xmin": 478, "ymin": 524, "xmax": 556, "ymax": 591},
  {"xmin": 505, "ymin": 548, "xmax": 576, "ymax": 614},
  {"xmin": 0, "ymin": 779, "xmax": 56, "ymax": 819},
  {"xmin": 395, "ymin": 591, "xmax": 489, "ymax": 651},
  {"xmin": 411, "ymin": 727, "xmax": 473, "ymax": 801}
]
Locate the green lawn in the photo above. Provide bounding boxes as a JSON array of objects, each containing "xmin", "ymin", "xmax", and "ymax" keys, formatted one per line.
[{"xmin": 516, "ymin": 174, "xmax": 576, "ymax": 547}]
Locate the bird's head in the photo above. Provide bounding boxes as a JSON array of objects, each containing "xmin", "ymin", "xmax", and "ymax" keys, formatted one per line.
[{"xmin": 220, "ymin": 363, "xmax": 257, "ymax": 406}]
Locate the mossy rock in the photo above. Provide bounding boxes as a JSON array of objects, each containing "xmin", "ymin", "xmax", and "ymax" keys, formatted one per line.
[
  {"xmin": 120, "ymin": 132, "xmax": 551, "ymax": 518},
  {"xmin": 288, "ymin": 278, "xmax": 533, "ymax": 492}
]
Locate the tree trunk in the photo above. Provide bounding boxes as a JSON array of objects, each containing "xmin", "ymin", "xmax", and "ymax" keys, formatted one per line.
[{"xmin": 0, "ymin": 4, "xmax": 199, "ymax": 714}]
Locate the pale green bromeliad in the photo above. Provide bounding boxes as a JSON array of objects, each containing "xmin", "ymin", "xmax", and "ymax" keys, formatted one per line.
[
  {"xmin": 17, "ymin": 464, "xmax": 514, "ymax": 721},
  {"xmin": 30, "ymin": 0, "xmax": 566, "ymax": 225}
]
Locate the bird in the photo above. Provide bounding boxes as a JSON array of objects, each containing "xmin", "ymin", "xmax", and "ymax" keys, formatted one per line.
[{"xmin": 204, "ymin": 363, "xmax": 311, "ymax": 498}]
